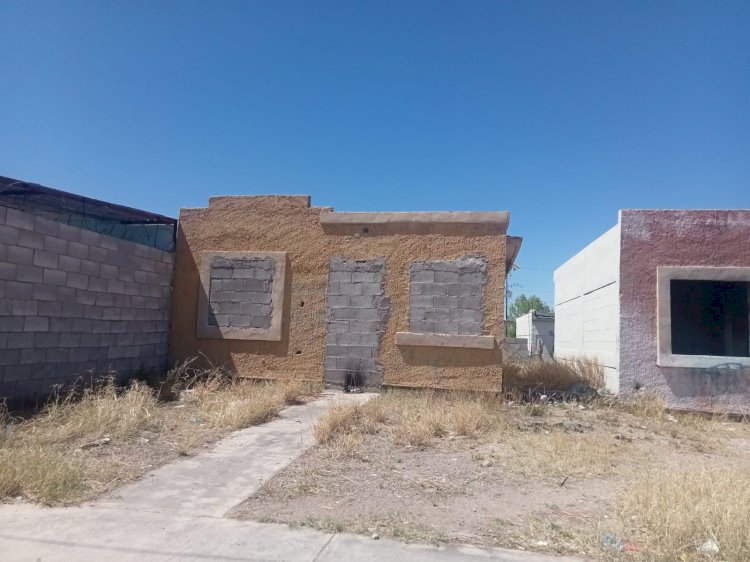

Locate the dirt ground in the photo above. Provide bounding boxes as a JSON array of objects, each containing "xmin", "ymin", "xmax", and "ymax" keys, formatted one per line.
[{"xmin": 233, "ymin": 395, "xmax": 750, "ymax": 560}]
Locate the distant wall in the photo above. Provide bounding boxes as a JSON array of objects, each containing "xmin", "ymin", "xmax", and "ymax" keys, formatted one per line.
[
  {"xmin": 502, "ymin": 337, "xmax": 530, "ymax": 363},
  {"xmin": 619, "ymin": 210, "xmax": 750, "ymax": 413},
  {"xmin": 515, "ymin": 312, "xmax": 554, "ymax": 358},
  {"xmin": 0, "ymin": 205, "xmax": 173, "ymax": 400},
  {"xmin": 554, "ymin": 223, "xmax": 620, "ymax": 392}
]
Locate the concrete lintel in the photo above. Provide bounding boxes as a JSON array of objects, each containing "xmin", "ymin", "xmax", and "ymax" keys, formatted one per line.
[
  {"xmin": 321, "ymin": 211, "xmax": 509, "ymax": 236},
  {"xmin": 395, "ymin": 331, "xmax": 496, "ymax": 349}
]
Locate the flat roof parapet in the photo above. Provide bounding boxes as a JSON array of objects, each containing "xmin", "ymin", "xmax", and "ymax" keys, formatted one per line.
[
  {"xmin": 321, "ymin": 210, "xmax": 509, "ymax": 235},
  {"xmin": 207, "ymin": 195, "xmax": 312, "ymax": 209}
]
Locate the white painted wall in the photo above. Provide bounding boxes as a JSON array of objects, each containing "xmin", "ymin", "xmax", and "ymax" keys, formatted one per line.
[
  {"xmin": 554, "ymin": 221, "xmax": 621, "ymax": 392},
  {"xmin": 515, "ymin": 311, "xmax": 555, "ymax": 358}
]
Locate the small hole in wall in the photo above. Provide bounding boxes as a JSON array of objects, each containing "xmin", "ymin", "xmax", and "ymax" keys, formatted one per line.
[
  {"xmin": 362, "ymin": 227, "xmax": 369, "ymax": 234},
  {"xmin": 299, "ymin": 301, "xmax": 305, "ymax": 307},
  {"xmin": 634, "ymin": 382, "xmax": 642, "ymax": 391},
  {"xmin": 294, "ymin": 349, "xmax": 302, "ymax": 355}
]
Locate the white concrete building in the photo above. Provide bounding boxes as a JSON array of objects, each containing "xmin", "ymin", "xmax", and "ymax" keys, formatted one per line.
[
  {"xmin": 553, "ymin": 223, "xmax": 621, "ymax": 393},
  {"xmin": 515, "ymin": 310, "xmax": 554, "ymax": 359},
  {"xmin": 554, "ymin": 209, "xmax": 750, "ymax": 414}
]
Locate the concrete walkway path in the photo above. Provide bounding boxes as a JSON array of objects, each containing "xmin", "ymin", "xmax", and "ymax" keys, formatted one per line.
[
  {"xmin": 0, "ymin": 390, "xmax": 581, "ymax": 562},
  {"xmin": 97, "ymin": 390, "xmax": 369, "ymax": 518}
]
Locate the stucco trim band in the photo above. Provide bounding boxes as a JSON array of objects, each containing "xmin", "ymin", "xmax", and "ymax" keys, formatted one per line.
[
  {"xmin": 395, "ymin": 331, "xmax": 496, "ymax": 349},
  {"xmin": 196, "ymin": 251, "xmax": 287, "ymax": 341},
  {"xmin": 320, "ymin": 211, "xmax": 509, "ymax": 235},
  {"xmin": 657, "ymin": 266, "xmax": 750, "ymax": 368}
]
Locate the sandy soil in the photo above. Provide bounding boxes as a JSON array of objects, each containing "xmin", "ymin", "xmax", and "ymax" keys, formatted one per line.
[{"xmin": 233, "ymin": 400, "xmax": 750, "ymax": 559}]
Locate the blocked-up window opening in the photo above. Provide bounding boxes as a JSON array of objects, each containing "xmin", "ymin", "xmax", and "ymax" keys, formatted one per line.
[
  {"xmin": 408, "ymin": 257, "xmax": 486, "ymax": 335},
  {"xmin": 670, "ymin": 280, "xmax": 750, "ymax": 357},
  {"xmin": 208, "ymin": 257, "xmax": 274, "ymax": 329},
  {"xmin": 196, "ymin": 251, "xmax": 286, "ymax": 341}
]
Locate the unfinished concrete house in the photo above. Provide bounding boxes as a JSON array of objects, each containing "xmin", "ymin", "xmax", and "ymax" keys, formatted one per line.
[
  {"xmin": 0, "ymin": 176, "xmax": 176, "ymax": 401},
  {"xmin": 555, "ymin": 210, "xmax": 750, "ymax": 413},
  {"xmin": 171, "ymin": 195, "xmax": 521, "ymax": 391}
]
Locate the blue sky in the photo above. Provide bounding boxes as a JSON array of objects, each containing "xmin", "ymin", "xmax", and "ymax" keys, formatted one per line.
[{"xmin": 2, "ymin": 1, "xmax": 749, "ymax": 306}]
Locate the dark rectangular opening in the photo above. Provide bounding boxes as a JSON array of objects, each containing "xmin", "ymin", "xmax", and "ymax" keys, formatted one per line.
[{"xmin": 670, "ymin": 280, "xmax": 750, "ymax": 357}]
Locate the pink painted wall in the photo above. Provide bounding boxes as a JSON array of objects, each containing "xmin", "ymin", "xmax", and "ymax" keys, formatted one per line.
[{"xmin": 619, "ymin": 209, "xmax": 750, "ymax": 413}]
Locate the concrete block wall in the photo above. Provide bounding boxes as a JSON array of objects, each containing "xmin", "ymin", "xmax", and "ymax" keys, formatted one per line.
[
  {"xmin": 324, "ymin": 258, "xmax": 390, "ymax": 387},
  {"xmin": 0, "ymin": 205, "xmax": 174, "ymax": 400},
  {"xmin": 208, "ymin": 256, "xmax": 274, "ymax": 329},
  {"xmin": 408, "ymin": 257, "xmax": 486, "ymax": 335},
  {"xmin": 503, "ymin": 337, "xmax": 531, "ymax": 362},
  {"xmin": 554, "ymin": 224, "xmax": 621, "ymax": 393}
]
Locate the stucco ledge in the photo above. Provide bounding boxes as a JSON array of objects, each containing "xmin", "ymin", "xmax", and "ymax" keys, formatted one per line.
[{"xmin": 395, "ymin": 332, "xmax": 496, "ymax": 349}]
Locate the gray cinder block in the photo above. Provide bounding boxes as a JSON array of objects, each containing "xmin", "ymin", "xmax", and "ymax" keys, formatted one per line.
[
  {"xmin": 0, "ymin": 207, "xmax": 174, "ymax": 400},
  {"xmin": 207, "ymin": 257, "xmax": 275, "ymax": 329},
  {"xmin": 324, "ymin": 258, "xmax": 389, "ymax": 387},
  {"xmin": 408, "ymin": 257, "xmax": 486, "ymax": 336}
]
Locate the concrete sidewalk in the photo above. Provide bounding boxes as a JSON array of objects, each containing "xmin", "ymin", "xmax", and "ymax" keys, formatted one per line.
[
  {"xmin": 0, "ymin": 391, "xmax": 581, "ymax": 562},
  {"xmin": 96, "ymin": 390, "xmax": 368, "ymax": 518}
]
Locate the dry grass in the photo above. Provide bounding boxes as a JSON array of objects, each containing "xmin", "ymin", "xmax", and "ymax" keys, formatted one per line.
[
  {"xmin": 593, "ymin": 390, "xmax": 732, "ymax": 452},
  {"xmin": 503, "ymin": 357, "xmax": 604, "ymax": 393},
  {"xmin": 620, "ymin": 464, "xmax": 750, "ymax": 561},
  {"xmin": 313, "ymin": 390, "xmax": 507, "ymax": 449},
  {"xmin": 613, "ymin": 390, "xmax": 666, "ymax": 419},
  {"xmin": 505, "ymin": 430, "xmax": 621, "ymax": 480},
  {"xmin": 313, "ymin": 402, "xmax": 374, "ymax": 444},
  {"xmin": 0, "ymin": 367, "xmax": 321, "ymax": 505},
  {"xmin": 167, "ymin": 359, "xmax": 322, "ymax": 431},
  {"xmin": 0, "ymin": 378, "xmax": 158, "ymax": 504},
  {"xmin": 246, "ymin": 385, "xmax": 750, "ymax": 561},
  {"xmin": 34, "ymin": 379, "xmax": 160, "ymax": 443},
  {"xmin": 0, "ymin": 444, "xmax": 87, "ymax": 504},
  {"xmin": 188, "ymin": 378, "xmax": 284, "ymax": 430}
]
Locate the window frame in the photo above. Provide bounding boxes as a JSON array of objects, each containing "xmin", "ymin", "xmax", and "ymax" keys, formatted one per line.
[
  {"xmin": 657, "ymin": 266, "xmax": 750, "ymax": 368},
  {"xmin": 196, "ymin": 251, "xmax": 287, "ymax": 341}
]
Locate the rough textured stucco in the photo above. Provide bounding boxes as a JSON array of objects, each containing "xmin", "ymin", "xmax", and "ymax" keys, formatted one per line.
[
  {"xmin": 0, "ymin": 205, "xmax": 173, "ymax": 401},
  {"xmin": 170, "ymin": 196, "xmax": 507, "ymax": 391},
  {"xmin": 619, "ymin": 210, "xmax": 750, "ymax": 413}
]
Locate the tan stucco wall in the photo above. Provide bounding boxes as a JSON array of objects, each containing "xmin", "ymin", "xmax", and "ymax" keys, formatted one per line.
[{"xmin": 170, "ymin": 196, "xmax": 507, "ymax": 391}]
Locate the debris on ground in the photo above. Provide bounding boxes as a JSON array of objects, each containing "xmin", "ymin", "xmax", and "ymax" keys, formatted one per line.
[
  {"xmin": 601, "ymin": 532, "xmax": 624, "ymax": 551},
  {"xmin": 80, "ymin": 437, "xmax": 111, "ymax": 449},
  {"xmin": 697, "ymin": 538, "xmax": 720, "ymax": 556}
]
